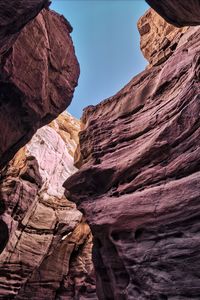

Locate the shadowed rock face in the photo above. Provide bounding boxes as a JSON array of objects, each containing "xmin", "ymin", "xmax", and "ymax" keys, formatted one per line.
[
  {"xmin": 64, "ymin": 10, "xmax": 200, "ymax": 300},
  {"xmin": 0, "ymin": 4, "xmax": 79, "ymax": 168},
  {"xmin": 146, "ymin": 0, "xmax": 200, "ymax": 27},
  {"xmin": 0, "ymin": 112, "xmax": 97, "ymax": 299},
  {"xmin": 0, "ymin": 0, "xmax": 50, "ymax": 55}
]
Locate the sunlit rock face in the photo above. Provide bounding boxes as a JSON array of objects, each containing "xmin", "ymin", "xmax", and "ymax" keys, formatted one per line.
[
  {"xmin": 0, "ymin": 3, "xmax": 79, "ymax": 168},
  {"xmin": 64, "ymin": 10, "xmax": 200, "ymax": 300},
  {"xmin": 146, "ymin": 0, "xmax": 200, "ymax": 27},
  {"xmin": 0, "ymin": 112, "xmax": 97, "ymax": 299},
  {"xmin": 138, "ymin": 9, "xmax": 188, "ymax": 66}
]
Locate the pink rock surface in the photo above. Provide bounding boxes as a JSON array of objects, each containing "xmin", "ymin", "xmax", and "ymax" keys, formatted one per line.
[
  {"xmin": 0, "ymin": 4, "xmax": 79, "ymax": 168},
  {"xmin": 64, "ymin": 12, "xmax": 200, "ymax": 300},
  {"xmin": 0, "ymin": 112, "xmax": 96, "ymax": 299}
]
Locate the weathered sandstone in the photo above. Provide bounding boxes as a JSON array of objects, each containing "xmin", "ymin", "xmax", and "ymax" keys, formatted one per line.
[
  {"xmin": 0, "ymin": 112, "xmax": 96, "ymax": 299},
  {"xmin": 0, "ymin": 0, "xmax": 50, "ymax": 55},
  {"xmin": 65, "ymin": 10, "xmax": 200, "ymax": 300},
  {"xmin": 138, "ymin": 9, "xmax": 188, "ymax": 66},
  {"xmin": 0, "ymin": 4, "xmax": 79, "ymax": 168}
]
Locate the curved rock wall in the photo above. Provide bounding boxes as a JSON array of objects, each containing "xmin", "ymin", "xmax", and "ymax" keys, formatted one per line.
[
  {"xmin": 64, "ymin": 10, "xmax": 200, "ymax": 300},
  {"xmin": 0, "ymin": 112, "xmax": 96, "ymax": 299},
  {"xmin": 0, "ymin": 4, "xmax": 79, "ymax": 168}
]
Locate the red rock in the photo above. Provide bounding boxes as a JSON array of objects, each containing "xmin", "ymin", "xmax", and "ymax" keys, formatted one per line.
[
  {"xmin": 0, "ymin": 5, "xmax": 79, "ymax": 168},
  {"xmin": 0, "ymin": 0, "xmax": 50, "ymax": 55},
  {"xmin": 64, "ymin": 10, "xmax": 200, "ymax": 300}
]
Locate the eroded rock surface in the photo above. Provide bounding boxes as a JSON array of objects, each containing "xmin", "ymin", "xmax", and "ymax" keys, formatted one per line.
[
  {"xmin": 0, "ymin": 112, "xmax": 96, "ymax": 299},
  {"xmin": 65, "ymin": 12, "xmax": 200, "ymax": 300},
  {"xmin": 138, "ymin": 9, "xmax": 188, "ymax": 66},
  {"xmin": 0, "ymin": 4, "xmax": 79, "ymax": 168},
  {"xmin": 146, "ymin": 0, "xmax": 200, "ymax": 27},
  {"xmin": 0, "ymin": 0, "xmax": 50, "ymax": 55}
]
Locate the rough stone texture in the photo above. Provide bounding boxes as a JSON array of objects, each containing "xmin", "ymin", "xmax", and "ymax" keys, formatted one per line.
[
  {"xmin": 138, "ymin": 9, "xmax": 188, "ymax": 66},
  {"xmin": 0, "ymin": 112, "xmax": 96, "ymax": 299},
  {"xmin": 0, "ymin": 4, "xmax": 79, "ymax": 168},
  {"xmin": 64, "ymin": 17, "xmax": 200, "ymax": 300},
  {"xmin": 146, "ymin": 0, "xmax": 200, "ymax": 27},
  {"xmin": 0, "ymin": 0, "xmax": 50, "ymax": 55}
]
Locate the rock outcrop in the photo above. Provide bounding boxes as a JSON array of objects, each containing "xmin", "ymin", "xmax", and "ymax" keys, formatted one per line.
[
  {"xmin": 0, "ymin": 3, "xmax": 79, "ymax": 168},
  {"xmin": 146, "ymin": 0, "xmax": 200, "ymax": 27},
  {"xmin": 0, "ymin": 112, "xmax": 96, "ymax": 299},
  {"xmin": 64, "ymin": 9, "xmax": 200, "ymax": 300},
  {"xmin": 138, "ymin": 9, "xmax": 188, "ymax": 66}
]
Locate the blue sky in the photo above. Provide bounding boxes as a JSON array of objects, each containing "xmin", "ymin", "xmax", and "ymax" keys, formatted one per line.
[{"xmin": 51, "ymin": 0, "xmax": 149, "ymax": 118}]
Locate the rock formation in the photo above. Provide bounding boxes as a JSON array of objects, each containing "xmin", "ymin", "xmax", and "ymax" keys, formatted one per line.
[
  {"xmin": 138, "ymin": 9, "xmax": 188, "ymax": 66},
  {"xmin": 0, "ymin": 3, "xmax": 79, "ymax": 168},
  {"xmin": 146, "ymin": 0, "xmax": 200, "ymax": 27},
  {"xmin": 64, "ymin": 8, "xmax": 200, "ymax": 300},
  {"xmin": 0, "ymin": 0, "xmax": 50, "ymax": 55},
  {"xmin": 0, "ymin": 112, "xmax": 96, "ymax": 299}
]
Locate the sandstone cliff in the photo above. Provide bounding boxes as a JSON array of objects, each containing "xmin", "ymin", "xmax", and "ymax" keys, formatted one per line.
[
  {"xmin": 0, "ymin": 3, "xmax": 79, "ymax": 168},
  {"xmin": 64, "ymin": 8, "xmax": 200, "ymax": 300},
  {"xmin": 138, "ymin": 9, "xmax": 188, "ymax": 66},
  {"xmin": 0, "ymin": 112, "xmax": 96, "ymax": 299}
]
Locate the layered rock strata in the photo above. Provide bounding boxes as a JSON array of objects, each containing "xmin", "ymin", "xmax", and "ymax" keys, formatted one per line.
[
  {"xmin": 138, "ymin": 9, "xmax": 188, "ymax": 66},
  {"xmin": 0, "ymin": 4, "xmax": 79, "ymax": 168},
  {"xmin": 65, "ymin": 10, "xmax": 200, "ymax": 300},
  {"xmin": 0, "ymin": 112, "xmax": 96, "ymax": 299}
]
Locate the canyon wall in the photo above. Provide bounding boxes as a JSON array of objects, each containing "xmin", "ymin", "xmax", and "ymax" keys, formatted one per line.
[
  {"xmin": 0, "ymin": 112, "xmax": 96, "ymax": 299},
  {"xmin": 0, "ymin": 3, "xmax": 79, "ymax": 168},
  {"xmin": 0, "ymin": 0, "xmax": 50, "ymax": 55},
  {"xmin": 0, "ymin": 2, "xmax": 97, "ymax": 299},
  {"xmin": 65, "ymin": 8, "xmax": 200, "ymax": 300},
  {"xmin": 138, "ymin": 9, "xmax": 188, "ymax": 66}
]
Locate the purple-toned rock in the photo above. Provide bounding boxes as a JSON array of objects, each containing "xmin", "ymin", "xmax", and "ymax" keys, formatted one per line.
[
  {"xmin": 146, "ymin": 0, "xmax": 200, "ymax": 27},
  {"xmin": 0, "ymin": 0, "xmax": 50, "ymax": 55},
  {"xmin": 64, "ymin": 10, "xmax": 200, "ymax": 300},
  {"xmin": 0, "ymin": 4, "xmax": 79, "ymax": 168}
]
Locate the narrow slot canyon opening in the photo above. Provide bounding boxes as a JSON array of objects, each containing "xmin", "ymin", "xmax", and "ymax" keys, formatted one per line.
[
  {"xmin": 50, "ymin": 0, "xmax": 149, "ymax": 119},
  {"xmin": 1, "ymin": 0, "xmax": 200, "ymax": 299}
]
